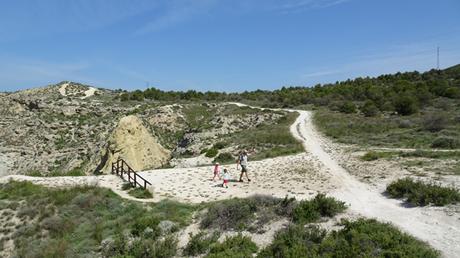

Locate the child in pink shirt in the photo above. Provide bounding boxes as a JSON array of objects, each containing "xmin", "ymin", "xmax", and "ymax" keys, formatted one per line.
[{"xmin": 212, "ymin": 162, "xmax": 221, "ymax": 181}]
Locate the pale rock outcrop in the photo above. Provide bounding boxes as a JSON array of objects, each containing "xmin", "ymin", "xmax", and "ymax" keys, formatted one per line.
[{"xmin": 101, "ymin": 115, "xmax": 170, "ymax": 173}]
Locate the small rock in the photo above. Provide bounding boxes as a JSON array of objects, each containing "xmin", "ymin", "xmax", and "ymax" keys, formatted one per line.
[{"xmin": 158, "ymin": 220, "xmax": 176, "ymax": 235}]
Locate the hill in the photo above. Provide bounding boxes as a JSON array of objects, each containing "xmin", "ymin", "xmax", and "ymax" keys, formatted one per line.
[{"xmin": 0, "ymin": 64, "xmax": 459, "ymax": 176}]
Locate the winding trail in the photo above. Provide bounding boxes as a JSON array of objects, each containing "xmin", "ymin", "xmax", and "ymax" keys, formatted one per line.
[{"xmin": 290, "ymin": 110, "xmax": 460, "ymax": 258}]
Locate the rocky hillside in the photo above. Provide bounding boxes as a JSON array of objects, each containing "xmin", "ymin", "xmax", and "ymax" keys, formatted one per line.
[{"xmin": 0, "ymin": 82, "xmax": 301, "ymax": 175}]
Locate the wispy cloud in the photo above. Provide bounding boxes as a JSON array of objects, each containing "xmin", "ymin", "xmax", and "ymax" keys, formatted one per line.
[
  {"xmin": 134, "ymin": 0, "xmax": 350, "ymax": 35},
  {"xmin": 0, "ymin": 0, "xmax": 159, "ymax": 41},
  {"xmin": 134, "ymin": 0, "xmax": 217, "ymax": 35},
  {"xmin": 302, "ymin": 69, "xmax": 343, "ymax": 78},
  {"xmin": 275, "ymin": 0, "xmax": 350, "ymax": 14}
]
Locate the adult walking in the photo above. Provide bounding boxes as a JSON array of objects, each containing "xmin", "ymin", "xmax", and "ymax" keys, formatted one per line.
[{"xmin": 237, "ymin": 150, "xmax": 251, "ymax": 182}]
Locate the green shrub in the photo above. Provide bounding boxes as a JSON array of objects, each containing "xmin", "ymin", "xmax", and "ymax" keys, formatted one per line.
[
  {"xmin": 131, "ymin": 216, "xmax": 161, "ymax": 237},
  {"xmin": 201, "ymin": 198, "xmax": 257, "ymax": 230},
  {"xmin": 258, "ymin": 225, "xmax": 326, "ymax": 258},
  {"xmin": 213, "ymin": 152, "xmax": 234, "ymax": 164},
  {"xmin": 339, "ymin": 101, "xmax": 356, "ymax": 114},
  {"xmin": 361, "ymin": 151, "xmax": 380, "ymax": 161},
  {"xmin": 205, "ymin": 148, "xmax": 219, "ymax": 158},
  {"xmin": 127, "ymin": 187, "xmax": 153, "ymax": 199},
  {"xmin": 386, "ymin": 177, "xmax": 460, "ymax": 206},
  {"xmin": 431, "ymin": 137, "xmax": 460, "ymax": 149},
  {"xmin": 183, "ymin": 231, "xmax": 220, "ymax": 256},
  {"xmin": 206, "ymin": 234, "xmax": 258, "ymax": 258},
  {"xmin": 394, "ymin": 95, "xmax": 418, "ymax": 116},
  {"xmin": 201, "ymin": 195, "xmax": 294, "ymax": 231},
  {"xmin": 259, "ymin": 219, "xmax": 439, "ymax": 258},
  {"xmin": 361, "ymin": 100, "xmax": 379, "ymax": 117},
  {"xmin": 121, "ymin": 182, "xmax": 133, "ymax": 190},
  {"xmin": 292, "ymin": 194, "xmax": 346, "ymax": 224},
  {"xmin": 26, "ymin": 167, "xmax": 86, "ymax": 177},
  {"xmin": 320, "ymin": 219, "xmax": 439, "ymax": 258},
  {"xmin": 213, "ymin": 142, "xmax": 227, "ymax": 150},
  {"xmin": 423, "ymin": 113, "xmax": 448, "ymax": 132}
]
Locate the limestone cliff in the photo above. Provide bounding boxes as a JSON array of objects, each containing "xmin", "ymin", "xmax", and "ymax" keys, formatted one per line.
[{"xmin": 101, "ymin": 115, "xmax": 170, "ymax": 173}]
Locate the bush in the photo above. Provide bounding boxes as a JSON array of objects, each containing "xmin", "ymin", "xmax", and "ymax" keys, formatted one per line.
[
  {"xmin": 361, "ymin": 151, "xmax": 380, "ymax": 161},
  {"xmin": 128, "ymin": 187, "xmax": 153, "ymax": 199},
  {"xmin": 292, "ymin": 194, "xmax": 346, "ymax": 224},
  {"xmin": 213, "ymin": 152, "xmax": 234, "ymax": 164},
  {"xmin": 213, "ymin": 142, "xmax": 227, "ymax": 150},
  {"xmin": 131, "ymin": 216, "xmax": 161, "ymax": 237},
  {"xmin": 339, "ymin": 101, "xmax": 356, "ymax": 114},
  {"xmin": 121, "ymin": 182, "xmax": 133, "ymax": 190},
  {"xmin": 206, "ymin": 234, "xmax": 258, "ymax": 258},
  {"xmin": 201, "ymin": 198, "xmax": 257, "ymax": 230},
  {"xmin": 183, "ymin": 231, "xmax": 220, "ymax": 256},
  {"xmin": 431, "ymin": 137, "xmax": 460, "ymax": 149},
  {"xmin": 394, "ymin": 95, "xmax": 418, "ymax": 115},
  {"xmin": 205, "ymin": 148, "xmax": 219, "ymax": 158},
  {"xmin": 110, "ymin": 234, "xmax": 178, "ymax": 258},
  {"xmin": 423, "ymin": 113, "xmax": 448, "ymax": 132},
  {"xmin": 361, "ymin": 100, "xmax": 379, "ymax": 117},
  {"xmin": 259, "ymin": 219, "xmax": 439, "ymax": 258},
  {"xmin": 258, "ymin": 225, "xmax": 326, "ymax": 258},
  {"xmin": 386, "ymin": 177, "xmax": 460, "ymax": 206},
  {"xmin": 201, "ymin": 195, "xmax": 292, "ymax": 231},
  {"xmin": 444, "ymin": 87, "xmax": 460, "ymax": 98}
]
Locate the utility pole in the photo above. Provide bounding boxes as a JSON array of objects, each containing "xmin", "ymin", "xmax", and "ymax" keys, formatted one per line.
[{"xmin": 437, "ymin": 46, "xmax": 440, "ymax": 70}]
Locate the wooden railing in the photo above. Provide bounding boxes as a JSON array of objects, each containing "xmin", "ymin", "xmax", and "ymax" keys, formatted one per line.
[{"xmin": 112, "ymin": 158, "xmax": 152, "ymax": 189}]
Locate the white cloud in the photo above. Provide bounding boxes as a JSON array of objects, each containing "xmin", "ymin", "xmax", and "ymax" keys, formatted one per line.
[
  {"xmin": 275, "ymin": 0, "xmax": 350, "ymax": 13},
  {"xmin": 134, "ymin": 0, "xmax": 217, "ymax": 35}
]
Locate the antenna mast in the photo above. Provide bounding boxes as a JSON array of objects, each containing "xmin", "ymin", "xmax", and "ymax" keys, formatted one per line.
[{"xmin": 437, "ymin": 46, "xmax": 440, "ymax": 70}]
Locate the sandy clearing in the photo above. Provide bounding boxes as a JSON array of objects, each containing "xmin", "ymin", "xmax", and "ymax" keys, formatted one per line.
[{"xmin": 138, "ymin": 152, "xmax": 335, "ymax": 203}]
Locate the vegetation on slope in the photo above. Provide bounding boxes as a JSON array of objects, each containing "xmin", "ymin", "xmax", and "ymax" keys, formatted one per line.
[
  {"xmin": 386, "ymin": 178, "xmax": 460, "ymax": 206},
  {"xmin": 0, "ymin": 181, "xmax": 442, "ymax": 257},
  {"xmin": 0, "ymin": 181, "xmax": 195, "ymax": 257},
  {"xmin": 259, "ymin": 219, "xmax": 439, "ymax": 258},
  {"xmin": 200, "ymin": 194, "xmax": 346, "ymax": 232},
  {"xmin": 117, "ymin": 65, "xmax": 460, "ymax": 150}
]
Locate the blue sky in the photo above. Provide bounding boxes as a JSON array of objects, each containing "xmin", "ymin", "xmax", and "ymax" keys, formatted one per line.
[{"xmin": 0, "ymin": 0, "xmax": 459, "ymax": 92}]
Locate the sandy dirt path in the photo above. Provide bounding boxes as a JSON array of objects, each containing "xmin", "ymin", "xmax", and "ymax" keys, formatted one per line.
[{"xmin": 291, "ymin": 110, "xmax": 460, "ymax": 258}]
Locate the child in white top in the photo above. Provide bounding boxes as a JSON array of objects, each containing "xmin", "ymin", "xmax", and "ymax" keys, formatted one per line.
[{"xmin": 222, "ymin": 168, "xmax": 230, "ymax": 188}]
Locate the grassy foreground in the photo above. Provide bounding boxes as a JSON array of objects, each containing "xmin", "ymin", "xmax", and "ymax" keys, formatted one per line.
[
  {"xmin": 0, "ymin": 181, "xmax": 196, "ymax": 257},
  {"xmin": 0, "ymin": 181, "xmax": 440, "ymax": 257}
]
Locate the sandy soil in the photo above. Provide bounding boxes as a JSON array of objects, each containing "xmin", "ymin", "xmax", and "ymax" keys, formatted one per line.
[
  {"xmin": 1, "ymin": 103, "xmax": 459, "ymax": 257},
  {"xmin": 0, "ymin": 154, "xmax": 12, "ymax": 177},
  {"xmin": 58, "ymin": 82, "xmax": 69, "ymax": 96},
  {"xmin": 80, "ymin": 87, "xmax": 97, "ymax": 99}
]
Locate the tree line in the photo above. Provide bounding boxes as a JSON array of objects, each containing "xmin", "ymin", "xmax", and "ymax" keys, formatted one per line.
[{"xmin": 116, "ymin": 65, "xmax": 460, "ymax": 116}]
